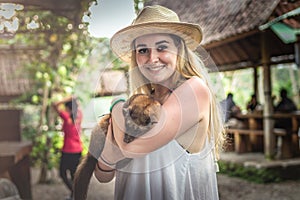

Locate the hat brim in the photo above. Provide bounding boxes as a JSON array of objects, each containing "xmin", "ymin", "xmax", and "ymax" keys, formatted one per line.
[{"xmin": 110, "ymin": 22, "xmax": 202, "ymax": 63}]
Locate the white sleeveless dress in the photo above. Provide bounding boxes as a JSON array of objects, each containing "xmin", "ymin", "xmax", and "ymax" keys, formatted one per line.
[{"xmin": 114, "ymin": 137, "xmax": 219, "ymax": 200}]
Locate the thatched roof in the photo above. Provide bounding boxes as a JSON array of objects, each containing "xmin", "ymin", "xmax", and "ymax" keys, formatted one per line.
[
  {"xmin": 0, "ymin": 48, "xmax": 32, "ymax": 102},
  {"xmin": 145, "ymin": 0, "xmax": 300, "ymax": 70},
  {"xmin": 148, "ymin": 0, "xmax": 279, "ymax": 45}
]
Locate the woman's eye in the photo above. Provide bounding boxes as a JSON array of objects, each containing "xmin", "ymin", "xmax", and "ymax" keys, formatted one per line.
[
  {"xmin": 157, "ymin": 45, "xmax": 168, "ymax": 52},
  {"xmin": 137, "ymin": 48, "xmax": 149, "ymax": 54}
]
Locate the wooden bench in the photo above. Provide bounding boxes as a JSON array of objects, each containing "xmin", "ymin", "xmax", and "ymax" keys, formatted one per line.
[
  {"xmin": 274, "ymin": 128, "xmax": 300, "ymax": 159},
  {"xmin": 0, "ymin": 141, "xmax": 32, "ymax": 199},
  {"xmin": 225, "ymin": 128, "xmax": 264, "ymax": 153},
  {"xmin": 225, "ymin": 128, "xmax": 288, "ymax": 155}
]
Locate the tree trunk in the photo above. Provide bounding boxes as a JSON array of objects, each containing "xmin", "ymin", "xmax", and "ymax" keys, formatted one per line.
[{"xmin": 38, "ymin": 82, "xmax": 50, "ymax": 183}]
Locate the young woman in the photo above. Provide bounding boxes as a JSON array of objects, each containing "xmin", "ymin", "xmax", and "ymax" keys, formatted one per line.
[
  {"xmin": 53, "ymin": 96, "xmax": 83, "ymax": 200},
  {"xmin": 94, "ymin": 5, "xmax": 225, "ymax": 200}
]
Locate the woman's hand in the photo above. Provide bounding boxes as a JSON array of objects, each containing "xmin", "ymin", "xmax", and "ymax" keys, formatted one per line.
[{"xmin": 99, "ymin": 123, "xmax": 125, "ymax": 169}]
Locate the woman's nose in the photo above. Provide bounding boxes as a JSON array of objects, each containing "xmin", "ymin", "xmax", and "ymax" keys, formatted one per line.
[{"xmin": 148, "ymin": 49, "xmax": 159, "ymax": 63}]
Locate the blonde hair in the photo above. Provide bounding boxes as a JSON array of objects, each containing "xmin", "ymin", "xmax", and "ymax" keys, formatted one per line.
[{"xmin": 129, "ymin": 34, "xmax": 225, "ymax": 158}]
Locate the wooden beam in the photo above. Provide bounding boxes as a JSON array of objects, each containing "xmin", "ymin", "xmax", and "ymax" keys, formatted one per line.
[
  {"xmin": 221, "ymin": 45, "xmax": 241, "ymax": 63},
  {"xmin": 213, "ymin": 47, "xmax": 232, "ymax": 64},
  {"xmin": 213, "ymin": 61, "xmax": 258, "ymax": 72},
  {"xmin": 208, "ymin": 54, "xmax": 294, "ymax": 72},
  {"xmin": 230, "ymin": 42, "xmax": 250, "ymax": 61}
]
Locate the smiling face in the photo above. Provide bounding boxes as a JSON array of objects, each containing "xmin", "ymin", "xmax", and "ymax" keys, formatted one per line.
[{"xmin": 134, "ymin": 34, "xmax": 178, "ymax": 84}]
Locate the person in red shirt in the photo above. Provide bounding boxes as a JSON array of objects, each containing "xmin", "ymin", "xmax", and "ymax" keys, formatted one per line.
[{"xmin": 53, "ymin": 96, "xmax": 83, "ymax": 200}]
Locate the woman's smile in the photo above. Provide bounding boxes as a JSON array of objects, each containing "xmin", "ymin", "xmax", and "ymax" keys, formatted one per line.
[{"xmin": 144, "ymin": 64, "xmax": 165, "ymax": 72}]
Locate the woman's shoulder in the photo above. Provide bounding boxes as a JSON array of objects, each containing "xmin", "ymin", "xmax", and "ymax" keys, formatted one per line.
[
  {"xmin": 184, "ymin": 76, "xmax": 210, "ymax": 97},
  {"xmin": 174, "ymin": 76, "xmax": 210, "ymax": 108},
  {"xmin": 187, "ymin": 76, "xmax": 206, "ymax": 85}
]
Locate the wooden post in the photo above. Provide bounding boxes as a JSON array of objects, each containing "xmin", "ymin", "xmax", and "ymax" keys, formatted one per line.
[
  {"xmin": 294, "ymin": 34, "xmax": 300, "ymax": 68},
  {"xmin": 253, "ymin": 67, "xmax": 258, "ymax": 98},
  {"xmin": 294, "ymin": 35, "xmax": 300, "ymax": 104},
  {"xmin": 261, "ymin": 31, "xmax": 275, "ymax": 159}
]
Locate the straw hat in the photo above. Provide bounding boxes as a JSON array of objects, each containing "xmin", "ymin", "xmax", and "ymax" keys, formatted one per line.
[{"xmin": 110, "ymin": 5, "xmax": 202, "ymax": 63}]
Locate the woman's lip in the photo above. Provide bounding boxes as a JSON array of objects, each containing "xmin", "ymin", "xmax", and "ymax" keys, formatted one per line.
[{"xmin": 146, "ymin": 65, "xmax": 165, "ymax": 71}]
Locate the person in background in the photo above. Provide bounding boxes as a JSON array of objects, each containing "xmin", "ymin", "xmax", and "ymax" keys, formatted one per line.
[
  {"xmin": 93, "ymin": 5, "xmax": 225, "ymax": 200},
  {"xmin": 220, "ymin": 93, "xmax": 241, "ymax": 122},
  {"xmin": 53, "ymin": 96, "xmax": 83, "ymax": 200},
  {"xmin": 246, "ymin": 94, "xmax": 260, "ymax": 112},
  {"xmin": 274, "ymin": 88, "xmax": 297, "ymax": 134},
  {"xmin": 274, "ymin": 88, "xmax": 297, "ymax": 113}
]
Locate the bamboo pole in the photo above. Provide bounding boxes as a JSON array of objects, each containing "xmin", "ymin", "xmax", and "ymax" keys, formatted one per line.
[
  {"xmin": 261, "ymin": 31, "xmax": 275, "ymax": 159},
  {"xmin": 294, "ymin": 35, "xmax": 300, "ymax": 106}
]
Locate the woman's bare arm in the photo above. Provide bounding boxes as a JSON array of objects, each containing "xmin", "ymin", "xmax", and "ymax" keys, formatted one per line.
[
  {"xmin": 112, "ymin": 76, "xmax": 210, "ymax": 157},
  {"xmin": 52, "ymin": 96, "xmax": 73, "ymax": 113},
  {"xmin": 94, "ymin": 161, "xmax": 115, "ymax": 183}
]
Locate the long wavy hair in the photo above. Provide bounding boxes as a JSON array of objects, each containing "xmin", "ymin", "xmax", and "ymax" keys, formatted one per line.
[{"xmin": 129, "ymin": 34, "xmax": 225, "ymax": 158}]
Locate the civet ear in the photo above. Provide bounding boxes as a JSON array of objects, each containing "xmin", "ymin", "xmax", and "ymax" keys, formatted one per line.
[{"xmin": 122, "ymin": 107, "xmax": 130, "ymax": 118}]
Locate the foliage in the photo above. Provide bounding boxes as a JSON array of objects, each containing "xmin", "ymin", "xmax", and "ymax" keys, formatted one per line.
[
  {"xmin": 28, "ymin": 130, "xmax": 62, "ymax": 169},
  {"xmin": 87, "ymin": 37, "xmax": 129, "ymax": 72},
  {"xmin": 219, "ymin": 64, "xmax": 299, "ymax": 111},
  {"xmin": 271, "ymin": 64, "xmax": 298, "ymax": 102},
  {"xmin": 219, "ymin": 68, "xmax": 255, "ymax": 111},
  {"xmin": 134, "ymin": 0, "xmax": 146, "ymax": 13},
  {"xmin": 218, "ymin": 161, "xmax": 282, "ymax": 183}
]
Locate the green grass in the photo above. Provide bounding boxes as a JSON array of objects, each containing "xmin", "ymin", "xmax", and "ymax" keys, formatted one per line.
[{"xmin": 218, "ymin": 161, "xmax": 286, "ymax": 183}]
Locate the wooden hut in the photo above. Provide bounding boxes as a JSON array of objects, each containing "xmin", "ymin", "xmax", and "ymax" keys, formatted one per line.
[{"xmin": 145, "ymin": 0, "xmax": 300, "ymax": 158}]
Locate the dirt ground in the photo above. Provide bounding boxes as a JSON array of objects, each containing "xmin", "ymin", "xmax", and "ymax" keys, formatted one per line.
[{"xmin": 31, "ymin": 167, "xmax": 300, "ymax": 200}]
